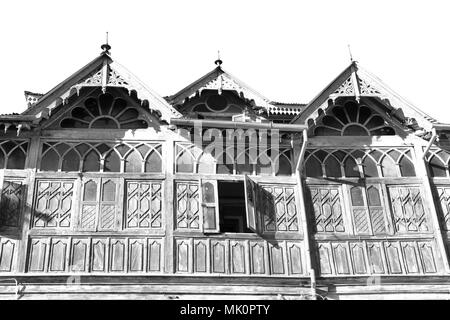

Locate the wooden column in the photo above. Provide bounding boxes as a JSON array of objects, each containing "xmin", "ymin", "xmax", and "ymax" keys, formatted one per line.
[
  {"xmin": 17, "ymin": 134, "xmax": 41, "ymax": 273},
  {"xmin": 414, "ymin": 143, "xmax": 450, "ymax": 273}
]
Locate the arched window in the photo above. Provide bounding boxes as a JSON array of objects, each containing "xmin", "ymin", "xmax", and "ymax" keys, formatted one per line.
[
  {"xmin": 125, "ymin": 150, "xmax": 142, "ymax": 173},
  {"xmin": 83, "ymin": 150, "xmax": 100, "ymax": 172},
  {"xmin": 304, "ymin": 155, "xmax": 322, "ymax": 177},
  {"xmin": 236, "ymin": 150, "xmax": 253, "ymax": 175},
  {"xmin": 380, "ymin": 155, "xmax": 398, "ymax": 177},
  {"xmin": 83, "ymin": 180, "xmax": 97, "ymax": 201},
  {"xmin": 62, "ymin": 149, "xmax": 80, "ymax": 171},
  {"xmin": 176, "ymin": 148, "xmax": 195, "ymax": 173},
  {"xmin": 324, "ymin": 155, "xmax": 341, "ymax": 177},
  {"xmin": 7, "ymin": 147, "xmax": 26, "ymax": 169},
  {"xmin": 145, "ymin": 147, "xmax": 162, "ymax": 172},
  {"xmin": 104, "ymin": 150, "xmax": 121, "ymax": 172},
  {"xmin": 256, "ymin": 150, "xmax": 272, "ymax": 175},
  {"xmin": 197, "ymin": 153, "xmax": 215, "ymax": 174},
  {"xmin": 399, "ymin": 154, "xmax": 416, "ymax": 177},
  {"xmin": 41, "ymin": 148, "xmax": 59, "ymax": 171},
  {"xmin": 276, "ymin": 152, "xmax": 292, "ymax": 176},
  {"xmin": 343, "ymin": 156, "xmax": 360, "ymax": 177},
  {"xmin": 428, "ymin": 153, "xmax": 447, "ymax": 177},
  {"xmin": 362, "ymin": 156, "xmax": 379, "ymax": 177}
]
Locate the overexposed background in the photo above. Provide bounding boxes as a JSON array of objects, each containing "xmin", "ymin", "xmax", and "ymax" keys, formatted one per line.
[{"xmin": 1, "ymin": 0, "xmax": 449, "ymax": 122}]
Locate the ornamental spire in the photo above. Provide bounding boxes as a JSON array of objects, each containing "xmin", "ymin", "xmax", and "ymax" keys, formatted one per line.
[
  {"xmin": 101, "ymin": 32, "xmax": 111, "ymax": 54},
  {"xmin": 215, "ymin": 50, "xmax": 223, "ymax": 67}
]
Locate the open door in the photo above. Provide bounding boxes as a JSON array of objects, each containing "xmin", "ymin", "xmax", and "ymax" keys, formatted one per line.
[
  {"xmin": 200, "ymin": 179, "xmax": 220, "ymax": 233},
  {"xmin": 244, "ymin": 175, "xmax": 258, "ymax": 232}
]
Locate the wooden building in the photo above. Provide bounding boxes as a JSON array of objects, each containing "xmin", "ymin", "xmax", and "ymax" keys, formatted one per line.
[{"xmin": 0, "ymin": 43, "xmax": 450, "ymax": 299}]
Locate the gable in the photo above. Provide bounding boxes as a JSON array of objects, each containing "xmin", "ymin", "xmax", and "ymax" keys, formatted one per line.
[
  {"xmin": 292, "ymin": 61, "xmax": 438, "ymax": 135},
  {"xmin": 22, "ymin": 50, "xmax": 181, "ymax": 125}
]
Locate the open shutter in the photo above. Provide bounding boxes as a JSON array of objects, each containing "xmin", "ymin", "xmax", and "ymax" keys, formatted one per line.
[
  {"xmin": 244, "ymin": 175, "xmax": 257, "ymax": 232},
  {"xmin": 200, "ymin": 179, "xmax": 220, "ymax": 233}
]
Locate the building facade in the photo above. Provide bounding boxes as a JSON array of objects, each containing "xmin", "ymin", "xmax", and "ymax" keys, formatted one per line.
[{"xmin": 0, "ymin": 44, "xmax": 450, "ymax": 299}]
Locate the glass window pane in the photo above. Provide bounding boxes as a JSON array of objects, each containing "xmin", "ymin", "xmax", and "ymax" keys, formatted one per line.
[
  {"xmin": 145, "ymin": 149, "xmax": 162, "ymax": 172},
  {"xmin": 41, "ymin": 149, "xmax": 59, "ymax": 171},
  {"xmin": 324, "ymin": 156, "xmax": 341, "ymax": 177},
  {"xmin": 83, "ymin": 150, "xmax": 100, "ymax": 172},
  {"xmin": 7, "ymin": 148, "xmax": 26, "ymax": 169},
  {"xmin": 363, "ymin": 156, "xmax": 378, "ymax": 177},
  {"xmin": 102, "ymin": 180, "xmax": 116, "ymax": 201},
  {"xmin": 305, "ymin": 156, "xmax": 322, "ymax": 177},
  {"xmin": 381, "ymin": 155, "xmax": 398, "ymax": 177},
  {"xmin": 176, "ymin": 150, "xmax": 194, "ymax": 173},
  {"xmin": 399, "ymin": 156, "xmax": 416, "ymax": 177},
  {"xmin": 428, "ymin": 155, "xmax": 446, "ymax": 177},
  {"xmin": 125, "ymin": 151, "xmax": 142, "ymax": 172},
  {"xmin": 367, "ymin": 186, "xmax": 381, "ymax": 206},
  {"xmin": 62, "ymin": 149, "xmax": 80, "ymax": 171},
  {"xmin": 350, "ymin": 187, "xmax": 364, "ymax": 206},
  {"xmin": 104, "ymin": 151, "xmax": 121, "ymax": 172},
  {"xmin": 276, "ymin": 154, "xmax": 292, "ymax": 176},
  {"xmin": 344, "ymin": 157, "xmax": 360, "ymax": 177},
  {"xmin": 202, "ymin": 182, "xmax": 215, "ymax": 203},
  {"xmin": 83, "ymin": 180, "xmax": 97, "ymax": 201}
]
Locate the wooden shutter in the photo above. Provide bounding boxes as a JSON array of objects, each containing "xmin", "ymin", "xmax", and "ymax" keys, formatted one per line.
[
  {"xmin": 244, "ymin": 175, "xmax": 257, "ymax": 232},
  {"xmin": 200, "ymin": 179, "xmax": 220, "ymax": 233}
]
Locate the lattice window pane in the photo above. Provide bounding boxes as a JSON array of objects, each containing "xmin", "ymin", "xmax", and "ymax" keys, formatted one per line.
[
  {"xmin": 0, "ymin": 180, "xmax": 24, "ymax": 227},
  {"xmin": 260, "ymin": 185, "xmax": 298, "ymax": 232},
  {"xmin": 307, "ymin": 186, "xmax": 344, "ymax": 233},
  {"xmin": 33, "ymin": 181, "xmax": 74, "ymax": 228},
  {"xmin": 126, "ymin": 181, "xmax": 162, "ymax": 229},
  {"xmin": 388, "ymin": 186, "xmax": 428, "ymax": 233},
  {"xmin": 175, "ymin": 181, "xmax": 200, "ymax": 230}
]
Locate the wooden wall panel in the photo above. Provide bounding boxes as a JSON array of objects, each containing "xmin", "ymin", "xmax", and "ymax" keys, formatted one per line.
[
  {"xmin": 316, "ymin": 240, "xmax": 440, "ymax": 276},
  {"xmin": 70, "ymin": 239, "xmax": 89, "ymax": 272},
  {"xmin": 27, "ymin": 236, "xmax": 163, "ymax": 274},
  {"xmin": 0, "ymin": 238, "xmax": 17, "ymax": 272},
  {"xmin": 174, "ymin": 238, "xmax": 305, "ymax": 276}
]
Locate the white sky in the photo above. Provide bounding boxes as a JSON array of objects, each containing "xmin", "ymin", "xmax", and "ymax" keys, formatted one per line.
[{"xmin": 1, "ymin": 0, "xmax": 449, "ymax": 122}]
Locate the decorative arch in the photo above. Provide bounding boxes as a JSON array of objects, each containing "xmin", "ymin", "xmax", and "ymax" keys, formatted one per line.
[
  {"xmin": 60, "ymin": 92, "xmax": 149, "ymax": 129},
  {"xmin": 312, "ymin": 100, "xmax": 396, "ymax": 136}
]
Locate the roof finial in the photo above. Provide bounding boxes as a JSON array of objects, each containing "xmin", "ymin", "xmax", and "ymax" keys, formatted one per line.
[
  {"xmin": 215, "ymin": 50, "xmax": 223, "ymax": 67},
  {"xmin": 348, "ymin": 44, "xmax": 354, "ymax": 63},
  {"xmin": 101, "ymin": 32, "xmax": 111, "ymax": 54}
]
